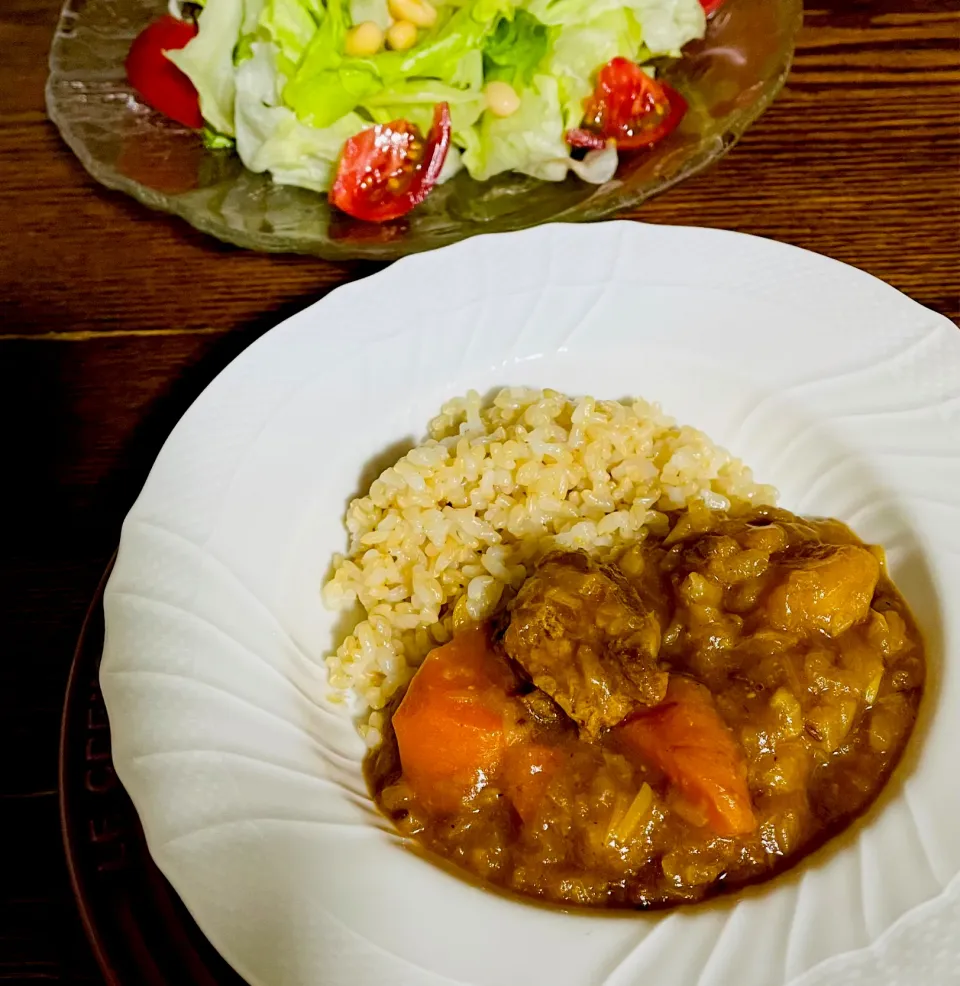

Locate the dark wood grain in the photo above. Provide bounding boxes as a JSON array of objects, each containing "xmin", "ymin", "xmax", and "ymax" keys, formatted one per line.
[{"xmin": 1, "ymin": 0, "xmax": 957, "ymax": 982}]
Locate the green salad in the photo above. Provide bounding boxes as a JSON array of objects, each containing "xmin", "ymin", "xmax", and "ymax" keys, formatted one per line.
[{"xmin": 130, "ymin": 0, "xmax": 709, "ymax": 219}]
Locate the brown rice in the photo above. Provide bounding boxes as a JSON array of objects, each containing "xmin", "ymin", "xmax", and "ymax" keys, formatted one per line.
[{"xmin": 322, "ymin": 388, "xmax": 776, "ymax": 746}]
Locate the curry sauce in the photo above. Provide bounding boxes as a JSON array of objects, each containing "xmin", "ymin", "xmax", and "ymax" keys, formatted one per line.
[{"xmin": 367, "ymin": 504, "xmax": 925, "ymax": 909}]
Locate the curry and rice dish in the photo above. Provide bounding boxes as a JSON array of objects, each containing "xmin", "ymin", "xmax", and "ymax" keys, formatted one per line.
[{"xmin": 324, "ymin": 389, "xmax": 924, "ymax": 909}]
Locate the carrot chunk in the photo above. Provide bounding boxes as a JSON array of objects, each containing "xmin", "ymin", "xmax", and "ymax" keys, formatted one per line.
[
  {"xmin": 616, "ymin": 676, "xmax": 756, "ymax": 836},
  {"xmin": 393, "ymin": 628, "xmax": 513, "ymax": 813}
]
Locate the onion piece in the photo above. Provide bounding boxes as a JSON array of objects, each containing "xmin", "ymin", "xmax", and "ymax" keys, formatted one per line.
[
  {"xmin": 568, "ymin": 144, "xmax": 620, "ymax": 185},
  {"xmin": 608, "ymin": 782, "xmax": 653, "ymax": 845}
]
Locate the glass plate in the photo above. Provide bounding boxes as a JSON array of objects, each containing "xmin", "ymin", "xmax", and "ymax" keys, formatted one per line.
[{"xmin": 47, "ymin": 0, "xmax": 801, "ymax": 258}]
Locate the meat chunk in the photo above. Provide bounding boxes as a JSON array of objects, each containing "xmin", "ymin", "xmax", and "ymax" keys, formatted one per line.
[
  {"xmin": 518, "ymin": 688, "xmax": 569, "ymax": 730},
  {"xmin": 503, "ymin": 551, "xmax": 667, "ymax": 738},
  {"xmin": 766, "ymin": 543, "xmax": 880, "ymax": 638}
]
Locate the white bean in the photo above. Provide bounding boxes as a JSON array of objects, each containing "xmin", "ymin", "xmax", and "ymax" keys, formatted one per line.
[
  {"xmin": 387, "ymin": 0, "xmax": 437, "ymax": 28},
  {"xmin": 386, "ymin": 19, "xmax": 418, "ymax": 50},
  {"xmin": 345, "ymin": 21, "xmax": 384, "ymax": 57},
  {"xmin": 484, "ymin": 81, "xmax": 521, "ymax": 118}
]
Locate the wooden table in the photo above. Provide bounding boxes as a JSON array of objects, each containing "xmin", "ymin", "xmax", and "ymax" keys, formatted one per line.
[{"xmin": 1, "ymin": 0, "xmax": 957, "ymax": 980}]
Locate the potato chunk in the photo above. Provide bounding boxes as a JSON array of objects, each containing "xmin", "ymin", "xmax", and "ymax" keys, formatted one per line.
[{"xmin": 766, "ymin": 543, "xmax": 880, "ymax": 638}]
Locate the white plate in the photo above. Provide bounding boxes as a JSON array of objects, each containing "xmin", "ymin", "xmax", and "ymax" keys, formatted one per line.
[{"xmin": 101, "ymin": 222, "xmax": 960, "ymax": 986}]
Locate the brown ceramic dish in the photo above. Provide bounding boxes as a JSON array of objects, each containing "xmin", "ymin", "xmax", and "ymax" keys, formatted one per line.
[{"xmin": 59, "ymin": 560, "xmax": 249, "ymax": 986}]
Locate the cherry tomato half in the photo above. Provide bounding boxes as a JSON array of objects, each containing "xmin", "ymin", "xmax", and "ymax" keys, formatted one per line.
[
  {"xmin": 329, "ymin": 103, "xmax": 451, "ymax": 223},
  {"xmin": 700, "ymin": 0, "xmax": 725, "ymax": 15},
  {"xmin": 126, "ymin": 15, "xmax": 203, "ymax": 130},
  {"xmin": 566, "ymin": 58, "xmax": 688, "ymax": 152}
]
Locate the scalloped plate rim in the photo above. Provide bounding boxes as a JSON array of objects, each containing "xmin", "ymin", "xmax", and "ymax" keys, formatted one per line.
[{"xmin": 100, "ymin": 222, "xmax": 960, "ymax": 986}]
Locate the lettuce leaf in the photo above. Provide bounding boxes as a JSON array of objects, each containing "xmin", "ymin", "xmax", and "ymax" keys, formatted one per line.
[
  {"xmin": 546, "ymin": 8, "xmax": 644, "ymax": 129},
  {"xmin": 626, "ymin": 0, "xmax": 705, "ymax": 55},
  {"xmin": 527, "ymin": 0, "xmax": 636, "ymax": 27},
  {"xmin": 285, "ymin": 0, "xmax": 514, "ymax": 127},
  {"xmin": 166, "ymin": 0, "xmax": 245, "ymax": 135},
  {"xmin": 288, "ymin": 0, "xmax": 347, "ymax": 84},
  {"xmin": 283, "ymin": 0, "xmax": 384, "ymax": 126},
  {"xmin": 202, "ymin": 125, "xmax": 235, "ymax": 148},
  {"xmin": 461, "ymin": 73, "xmax": 570, "ymax": 182},
  {"xmin": 482, "ymin": 10, "xmax": 549, "ymax": 87},
  {"xmin": 361, "ymin": 79, "xmax": 485, "ymax": 134},
  {"xmin": 349, "ymin": 0, "xmax": 391, "ymax": 29},
  {"xmin": 257, "ymin": 0, "xmax": 321, "ymax": 73},
  {"xmin": 370, "ymin": 2, "xmax": 512, "ymax": 83},
  {"xmin": 284, "ymin": 64, "xmax": 382, "ymax": 127},
  {"xmin": 527, "ymin": 0, "xmax": 703, "ymax": 56},
  {"xmin": 234, "ymin": 42, "xmax": 365, "ymax": 192}
]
